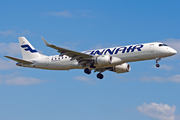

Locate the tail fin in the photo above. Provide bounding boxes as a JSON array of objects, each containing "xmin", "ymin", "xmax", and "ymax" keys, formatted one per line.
[{"xmin": 19, "ymin": 37, "xmax": 41, "ymax": 60}]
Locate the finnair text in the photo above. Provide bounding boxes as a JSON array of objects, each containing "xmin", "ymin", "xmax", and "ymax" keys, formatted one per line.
[{"xmin": 84, "ymin": 44, "xmax": 144, "ymax": 55}]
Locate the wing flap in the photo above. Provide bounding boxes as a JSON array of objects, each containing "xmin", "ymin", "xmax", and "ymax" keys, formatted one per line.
[
  {"xmin": 4, "ymin": 56, "xmax": 33, "ymax": 64},
  {"xmin": 41, "ymin": 37, "xmax": 93, "ymax": 59}
]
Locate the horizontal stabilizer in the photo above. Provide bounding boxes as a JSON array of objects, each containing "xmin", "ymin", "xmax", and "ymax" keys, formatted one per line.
[{"xmin": 4, "ymin": 56, "xmax": 33, "ymax": 64}]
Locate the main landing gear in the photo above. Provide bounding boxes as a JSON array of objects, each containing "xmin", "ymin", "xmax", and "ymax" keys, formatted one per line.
[
  {"xmin": 84, "ymin": 68, "xmax": 91, "ymax": 74},
  {"xmin": 84, "ymin": 68, "xmax": 104, "ymax": 79},
  {"xmin": 155, "ymin": 57, "xmax": 161, "ymax": 68},
  {"xmin": 97, "ymin": 73, "xmax": 104, "ymax": 79}
]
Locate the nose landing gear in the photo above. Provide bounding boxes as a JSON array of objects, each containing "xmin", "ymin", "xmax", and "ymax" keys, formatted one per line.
[
  {"xmin": 156, "ymin": 64, "xmax": 160, "ymax": 67},
  {"xmin": 155, "ymin": 57, "xmax": 161, "ymax": 68}
]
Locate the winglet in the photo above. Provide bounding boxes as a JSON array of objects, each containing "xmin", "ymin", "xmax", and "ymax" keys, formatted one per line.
[{"xmin": 41, "ymin": 37, "xmax": 52, "ymax": 46}]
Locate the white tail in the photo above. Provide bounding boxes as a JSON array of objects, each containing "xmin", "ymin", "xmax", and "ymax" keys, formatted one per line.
[{"xmin": 19, "ymin": 37, "xmax": 41, "ymax": 60}]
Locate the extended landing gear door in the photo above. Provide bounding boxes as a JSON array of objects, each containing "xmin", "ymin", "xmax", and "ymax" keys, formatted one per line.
[
  {"xmin": 46, "ymin": 58, "xmax": 49, "ymax": 66},
  {"xmin": 150, "ymin": 44, "xmax": 154, "ymax": 53}
]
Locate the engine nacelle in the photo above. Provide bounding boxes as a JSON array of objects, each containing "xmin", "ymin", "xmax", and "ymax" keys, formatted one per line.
[
  {"xmin": 113, "ymin": 63, "xmax": 131, "ymax": 73},
  {"xmin": 95, "ymin": 55, "xmax": 112, "ymax": 66}
]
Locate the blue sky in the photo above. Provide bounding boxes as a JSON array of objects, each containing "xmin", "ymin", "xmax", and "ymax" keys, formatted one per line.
[{"xmin": 1, "ymin": 0, "xmax": 180, "ymax": 120}]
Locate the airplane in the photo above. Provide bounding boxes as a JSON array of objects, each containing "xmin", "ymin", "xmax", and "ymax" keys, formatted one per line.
[{"xmin": 4, "ymin": 37, "xmax": 177, "ymax": 79}]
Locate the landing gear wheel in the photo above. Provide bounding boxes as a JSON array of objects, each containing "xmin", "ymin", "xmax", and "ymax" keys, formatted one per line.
[
  {"xmin": 156, "ymin": 64, "xmax": 160, "ymax": 67},
  {"xmin": 84, "ymin": 68, "xmax": 91, "ymax": 74},
  {"xmin": 97, "ymin": 73, "xmax": 104, "ymax": 79},
  {"xmin": 155, "ymin": 58, "xmax": 161, "ymax": 68}
]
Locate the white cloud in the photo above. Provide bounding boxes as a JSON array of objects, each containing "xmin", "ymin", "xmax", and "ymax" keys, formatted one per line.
[
  {"xmin": 76, "ymin": 10, "xmax": 94, "ymax": 18},
  {"xmin": 47, "ymin": 10, "xmax": 94, "ymax": 18},
  {"xmin": 18, "ymin": 30, "xmax": 33, "ymax": 36},
  {"xmin": 0, "ymin": 74, "xmax": 3, "ymax": 84},
  {"xmin": 139, "ymin": 74, "xmax": 180, "ymax": 83},
  {"xmin": 0, "ymin": 30, "xmax": 33, "ymax": 37},
  {"xmin": 159, "ymin": 64, "xmax": 174, "ymax": 71},
  {"xmin": 0, "ymin": 30, "xmax": 15, "ymax": 36},
  {"xmin": 137, "ymin": 102, "xmax": 176, "ymax": 120},
  {"xmin": 0, "ymin": 80, "xmax": 3, "ymax": 84},
  {"xmin": 48, "ymin": 11, "xmax": 74, "ymax": 18},
  {"xmin": 5, "ymin": 76, "xmax": 42, "ymax": 85},
  {"xmin": 0, "ymin": 42, "xmax": 21, "ymax": 55},
  {"xmin": 0, "ymin": 59, "xmax": 17, "ymax": 70},
  {"xmin": 0, "ymin": 74, "xmax": 43, "ymax": 86},
  {"xmin": 74, "ymin": 76, "xmax": 97, "ymax": 84}
]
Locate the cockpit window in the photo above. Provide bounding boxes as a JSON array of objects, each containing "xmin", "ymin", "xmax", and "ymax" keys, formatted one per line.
[
  {"xmin": 159, "ymin": 44, "xmax": 163, "ymax": 46},
  {"xmin": 159, "ymin": 44, "xmax": 168, "ymax": 47}
]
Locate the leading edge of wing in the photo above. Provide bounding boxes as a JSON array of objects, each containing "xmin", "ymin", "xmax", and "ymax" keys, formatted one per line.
[{"xmin": 41, "ymin": 37, "xmax": 93, "ymax": 59}]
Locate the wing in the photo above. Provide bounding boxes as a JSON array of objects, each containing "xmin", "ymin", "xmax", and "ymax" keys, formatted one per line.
[
  {"xmin": 4, "ymin": 56, "xmax": 33, "ymax": 64},
  {"xmin": 41, "ymin": 37, "xmax": 94, "ymax": 61}
]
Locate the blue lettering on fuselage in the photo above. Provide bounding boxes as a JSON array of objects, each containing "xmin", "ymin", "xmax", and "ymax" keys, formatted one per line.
[
  {"xmin": 104, "ymin": 48, "xmax": 116, "ymax": 55},
  {"xmin": 88, "ymin": 44, "xmax": 144, "ymax": 56},
  {"xmin": 115, "ymin": 47, "xmax": 127, "ymax": 54},
  {"xmin": 89, "ymin": 51, "xmax": 94, "ymax": 55},
  {"xmin": 93, "ymin": 49, "xmax": 105, "ymax": 55},
  {"xmin": 135, "ymin": 45, "xmax": 143, "ymax": 51},
  {"xmin": 126, "ymin": 46, "xmax": 132, "ymax": 53}
]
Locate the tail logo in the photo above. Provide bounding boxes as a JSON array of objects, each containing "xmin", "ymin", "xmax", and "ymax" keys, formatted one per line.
[{"xmin": 21, "ymin": 45, "xmax": 37, "ymax": 53}]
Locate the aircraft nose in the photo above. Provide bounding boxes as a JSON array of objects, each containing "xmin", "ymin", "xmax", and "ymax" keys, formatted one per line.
[{"xmin": 169, "ymin": 48, "xmax": 177, "ymax": 55}]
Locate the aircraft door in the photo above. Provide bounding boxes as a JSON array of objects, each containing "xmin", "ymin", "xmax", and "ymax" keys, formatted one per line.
[
  {"xmin": 45, "ymin": 58, "xmax": 49, "ymax": 66},
  {"xmin": 150, "ymin": 44, "xmax": 154, "ymax": 53}
]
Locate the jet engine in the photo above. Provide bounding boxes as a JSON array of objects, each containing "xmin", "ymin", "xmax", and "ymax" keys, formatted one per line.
[
  {"xmin": 112, "ymin": 63, "xmax": 131, "ymax": 73},
  {"xmin": 95, "ymin": 55, "xmax": 112, "ymax": 66}
]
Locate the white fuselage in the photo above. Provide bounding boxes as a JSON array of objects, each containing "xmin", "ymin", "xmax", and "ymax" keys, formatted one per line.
[{"xmin": 22, "ymin": 42, "xmax": 177, "ymax": 70}]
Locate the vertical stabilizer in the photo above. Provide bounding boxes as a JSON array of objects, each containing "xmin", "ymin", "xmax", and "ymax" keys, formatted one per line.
[{"xmin": 19, "ymin": 37, "xmax": 41, "ymax": 60}]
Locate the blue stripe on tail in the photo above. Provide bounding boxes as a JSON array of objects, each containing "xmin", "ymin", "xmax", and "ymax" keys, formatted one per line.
[{"xmin": 21, "ymin": 45, "xmax": 37, "ymax": 53}]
